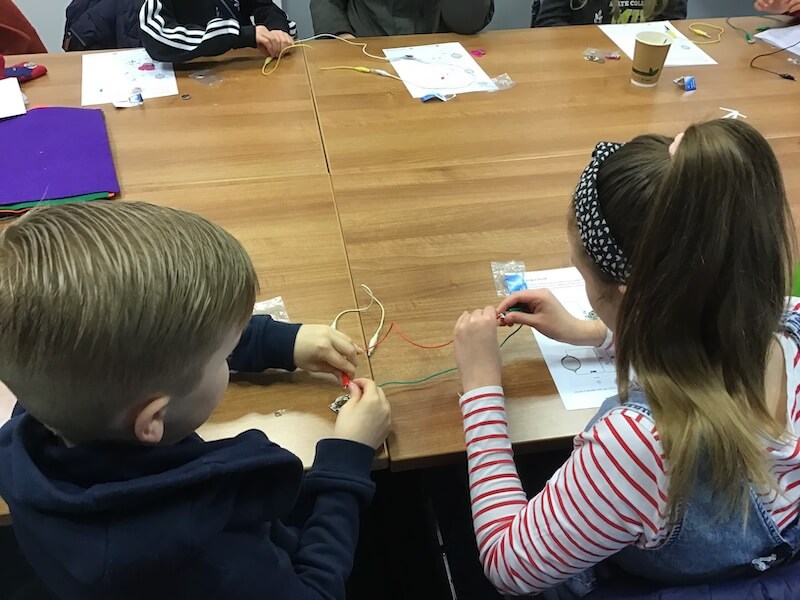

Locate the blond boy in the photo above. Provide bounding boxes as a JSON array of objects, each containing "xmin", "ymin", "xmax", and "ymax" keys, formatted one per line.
[{"xmin": 0, "ymin": 201, "xmax": 390, "ymax": 600}]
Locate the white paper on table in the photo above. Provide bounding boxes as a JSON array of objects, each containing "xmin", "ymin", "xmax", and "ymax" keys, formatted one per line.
[
  {"xmin": 599, "ymin": 20, "xmax": 717, "ymax": 67},
  {"xmin": 756, "ymin": 24, "xmax": 800, "ymax": 57},
  {"xmin": 524, "ymin": 267, "xmax": 617, "ymax": 411},
  {"xmin": 383, "ymin": 42, "xmax": 498, "ymax": 98},
  {"xmin": 0, "ymin": 77, "xmax": 27, "ymax": 119},
  {"xmin": 82, "ymin": 48, "xmax": 179, "ymax": 106}
]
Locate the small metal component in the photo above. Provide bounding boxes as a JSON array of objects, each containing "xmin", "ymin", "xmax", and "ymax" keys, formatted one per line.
[
  {"xmin": 274, "ymin": 409, "xmax": 286, "ymax": 417},
  {"xmin": 181, "ymin": 94, "xmax": 192, "ymax": 100},
  {"xmin": 330, "ymin": 394, "xmax": 350, "ymax": 414}
]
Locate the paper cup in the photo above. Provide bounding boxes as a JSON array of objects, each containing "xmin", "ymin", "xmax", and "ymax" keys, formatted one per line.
[{"xmin": 631, "ymin": 31, "xmax": 672, "ymax": 87}]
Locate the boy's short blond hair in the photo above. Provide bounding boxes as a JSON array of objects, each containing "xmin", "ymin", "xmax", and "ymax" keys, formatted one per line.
[{"xmin": 0, "ymin": 201, "xmax": 258, "ymax": 443}]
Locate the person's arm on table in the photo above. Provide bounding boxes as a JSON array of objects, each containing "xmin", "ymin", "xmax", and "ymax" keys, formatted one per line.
[
  {"xmin": 453, "ymin": 308, "xmax": 665, "ymax": 595},
  {"xmin": 229, "ymin": 315, "xmax": 360, "ymax": 383},
  {"xmin": 139, "ymin": 0, "xmax": 256, "ymax": 62}
]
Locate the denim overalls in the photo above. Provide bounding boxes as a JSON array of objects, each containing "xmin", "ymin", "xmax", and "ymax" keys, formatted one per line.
[{"xmin": 542, "ymin": 312, "xmax": 800, "ymax": 599}]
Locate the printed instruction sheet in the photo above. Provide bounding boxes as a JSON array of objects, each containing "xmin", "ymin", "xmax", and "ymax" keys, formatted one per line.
[
  {"xmin": 599, "ymin": 20, "xmax": 717, "ymax": 67},
  {"xmin": 525, "ymin": 268, "xmax": 617, "ymax": 411},
  {"xmin": 82, "ymin": 48, "xmax": 178, "ymax": 106},
  {"xmin": 383, "ymin": 42, "xmax": 498, "ymax": 98}
]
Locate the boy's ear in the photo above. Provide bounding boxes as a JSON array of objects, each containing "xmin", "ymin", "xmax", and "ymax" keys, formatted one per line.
[{"xmin": 134, "ymin": 396, "xmax": 170, "ymax": 444}]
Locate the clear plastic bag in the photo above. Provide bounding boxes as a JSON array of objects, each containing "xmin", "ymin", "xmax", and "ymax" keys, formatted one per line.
[
  {"xmin": 188, "ymin": 69, "xmax": 223, "ymax": 86},
  {"xmin": 491, "ymin": 73, "xmax": 516, "ymax": 91},
  {"xmin": 252, "ymin": 296, "xmax": 290, "ymax": 322},
  {"xmin": 491, "ymin": 261, "xmax": 527, "ymax": 297}
]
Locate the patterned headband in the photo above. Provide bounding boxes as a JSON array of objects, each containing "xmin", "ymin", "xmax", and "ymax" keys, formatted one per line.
[{"xmin": 573, "ymin": 141, "xmax": 630, "ymax": 283}]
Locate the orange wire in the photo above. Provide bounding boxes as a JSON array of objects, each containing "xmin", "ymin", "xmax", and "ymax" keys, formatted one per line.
[
  {"xmin": 366, "ymin": 321, "xmax": 454, "ymax": 353},
  {"xmin": 393, "ymin": 323, "xmax": 453, "ymax": 349}
]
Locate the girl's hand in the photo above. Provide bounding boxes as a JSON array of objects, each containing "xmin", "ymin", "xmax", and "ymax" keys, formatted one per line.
[
  {"xmin": 454, "ymin": 307, "xmax": 503, "ymax": 392},
  {"xmin": 754, "ymin": 0, "xmax": 798, "ymax": 13},
  {"xmin": 497, "ymin": 290, "xmax": 607, "ymax": 346}
]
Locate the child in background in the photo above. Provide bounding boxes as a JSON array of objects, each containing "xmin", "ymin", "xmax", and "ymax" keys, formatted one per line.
[
  {"xmin": 453, "ymin": 120, "xmax": 799, "ymax": 597},
  {"xmin": 139, "ymin": 0, "xmax": 294, "ymax": 63},
  {"xmin": 535, "ymin": 0, "xmax": 686, "ymax": 27},
  {"xmin": 0, "ymin": 201, "xmax": 391, "ymax": 600}
]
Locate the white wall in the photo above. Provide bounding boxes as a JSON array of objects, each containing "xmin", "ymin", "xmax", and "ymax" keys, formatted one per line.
[{"xmin": 16, "ymin": 0, "xmax": 759, "ymax": 53}]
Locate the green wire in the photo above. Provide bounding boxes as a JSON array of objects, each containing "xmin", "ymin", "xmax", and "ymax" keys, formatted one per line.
[{"xmin": 378, "ymin": 325, "xmax": 524, "ymax": 388}]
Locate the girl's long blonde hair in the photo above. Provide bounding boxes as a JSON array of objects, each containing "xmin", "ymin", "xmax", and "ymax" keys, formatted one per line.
[{"xmin": 590, "ymin": 120, "xmax": 795, "ymax": 520}]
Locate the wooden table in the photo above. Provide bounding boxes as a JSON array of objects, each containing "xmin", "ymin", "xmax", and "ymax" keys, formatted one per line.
[
  {"xmin": 335, "ymin": 157, "xmax": 595, "ymax": 469},
  {"xmin": 0, "ymin": 176, "xmax": 386, "ymax": 520},
  {"xmin": 338, "ymin": 138, "xmax": 800, "ymax": 469},
  {"xmin": 306, "ymin": 17, "xmax": 800, "ymax": 174},
  {"xmin": 15, "ymin": 50, "xmax": 327, "ymax": 190},
  {"xmin": 3, "ymin": 16, "xmax": 800, "ymax": 486},
  {"xmin": 123, "ymin": 174, "xmax": 384, "ymax": 469}
]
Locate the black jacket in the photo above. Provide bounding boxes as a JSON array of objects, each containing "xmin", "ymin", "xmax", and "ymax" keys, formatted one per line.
[
  {"xmin": 139, "ymin": 0, "xmax": 290, "ymax": 63},
  {"xmin": 535, "ymin": 0, "xmax": 686, "ymax": 27},
  {"xmin": 0, "ymin": 316, "xmax": 377, "ymax": 600},
  {"xmin": 63, "ymin": 0, "xmax": 142, "ymax": 50},
  {"xmin": 64, "ymin": 0, "xmax": 290, "ymax": 62}
]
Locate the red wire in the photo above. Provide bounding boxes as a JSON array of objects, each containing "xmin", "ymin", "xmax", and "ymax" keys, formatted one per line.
[
  {"xmin": 393, "ymin": 323, "xmax": 453, "ymax": 349},
  {"xmin": 366, "ymin": 321, "xmax": 453, "ymax": 352}
]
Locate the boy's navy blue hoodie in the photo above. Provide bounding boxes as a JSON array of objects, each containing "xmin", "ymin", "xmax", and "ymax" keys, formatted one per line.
[{"xmin": 0, "ymin": 315, "xmax": 376, "ymax": 600}]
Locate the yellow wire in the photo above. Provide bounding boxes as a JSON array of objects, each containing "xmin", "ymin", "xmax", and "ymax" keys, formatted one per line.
[
  {"xmin": 261, "ymin": 43, "xmax": 312, "ymax": 76},
  {"xmin": 261, "ymin": 33, "xmax": 391, "ymax": 77},
  {"xmin": 688, "ymin": 22, "xmax": 725, "ymax": 44},
  {"xmin": 320, "ymin": 65, "xmax": 372, "ymax": 74},
  {"xmin": 295, "ymin": 33, "xmax": 389, "ymax": 62}
]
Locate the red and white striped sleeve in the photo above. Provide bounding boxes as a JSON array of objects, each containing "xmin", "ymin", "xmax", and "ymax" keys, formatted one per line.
[{"xmin": 460, "ymin": 386, "xmax": 670, "ymax": 595}]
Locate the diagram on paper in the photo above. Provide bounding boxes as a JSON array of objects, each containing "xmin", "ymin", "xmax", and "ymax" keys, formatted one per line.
[
  {"xmin": 383, "ymin": 42, "xmax": 498, "ymax": 98},
  {"xmin": 560, "ymin": 346, "xmax": 616, "ymax": 375},
  {"xmin": 524, "ymin": 268, "xmax": 618, "ymax": 411},
  {"xmin": 82, "ymin": 48, "xmax": 179, "ymax": 106}
]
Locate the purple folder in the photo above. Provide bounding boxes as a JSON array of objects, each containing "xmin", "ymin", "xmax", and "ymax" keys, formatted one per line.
[{"xmin": 0, "ymin": 107, "xmax": 120, "ymax": 206}]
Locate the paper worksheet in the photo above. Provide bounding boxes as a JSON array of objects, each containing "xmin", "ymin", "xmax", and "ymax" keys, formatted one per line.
[
  {"xmin": 82, "ymin": 48, "xmax": 179, "ymax": 106},
  {"xmin": 756, "ymin": 23, "xmax": 800, "ymax": 57},
  {"xmin": 0, "ymin": 77, "xmax": 27, "ymax": 120},
  {"xmin": 599, "ymin": 20, "xmax": 717, "ymax": 66},
  {"xmin": 524, "ymin": 268, "xmax": 617, "ymax": 411},
  {"xmin": 383, "ymin": 42, "xmax": 498, "ymax": 98}
]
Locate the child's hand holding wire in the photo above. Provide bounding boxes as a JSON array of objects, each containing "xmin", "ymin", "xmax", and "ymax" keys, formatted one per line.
[
  {"xmin": 255, "ymin": 25, "xmax": 294, "ymax": 57},
  {"xmin": 333, "ymin": 378, "xmax": 391, "ymax": 449},
  {"xmin": 454, "ymin": 307, "xmax": 503, "ymax": 393},
  {"xmin": 293, "ymin": 325, "xmax": 363, "ymax": 383},
  {"xmin": 497, "ymin": 290, "xmax": 607, "ymax": 347}
]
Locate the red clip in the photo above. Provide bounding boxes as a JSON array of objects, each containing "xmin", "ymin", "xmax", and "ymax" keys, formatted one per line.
[{"xmin": 341, "ymin": 373, "xmax": 351, "ymax": 388}]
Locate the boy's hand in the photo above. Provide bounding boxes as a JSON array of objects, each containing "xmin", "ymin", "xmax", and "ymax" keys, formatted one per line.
[
  {"xmin": 497, "ymin": 290, "xmax": 607, "ymax": 347},
  {"xmin": 454, "ymin": 307, "xmax": 503, "ymax": 392},
  {"xmin": 255, "ymin": 25, "xmax": 294, "ymax": 57},
  {"xmin": 294, "ymin": 325, "xmax": 362, "ymax": 379},
  {"xmin": 334, "ymin": 379, "xmax": 391, "ymax": 449}
]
